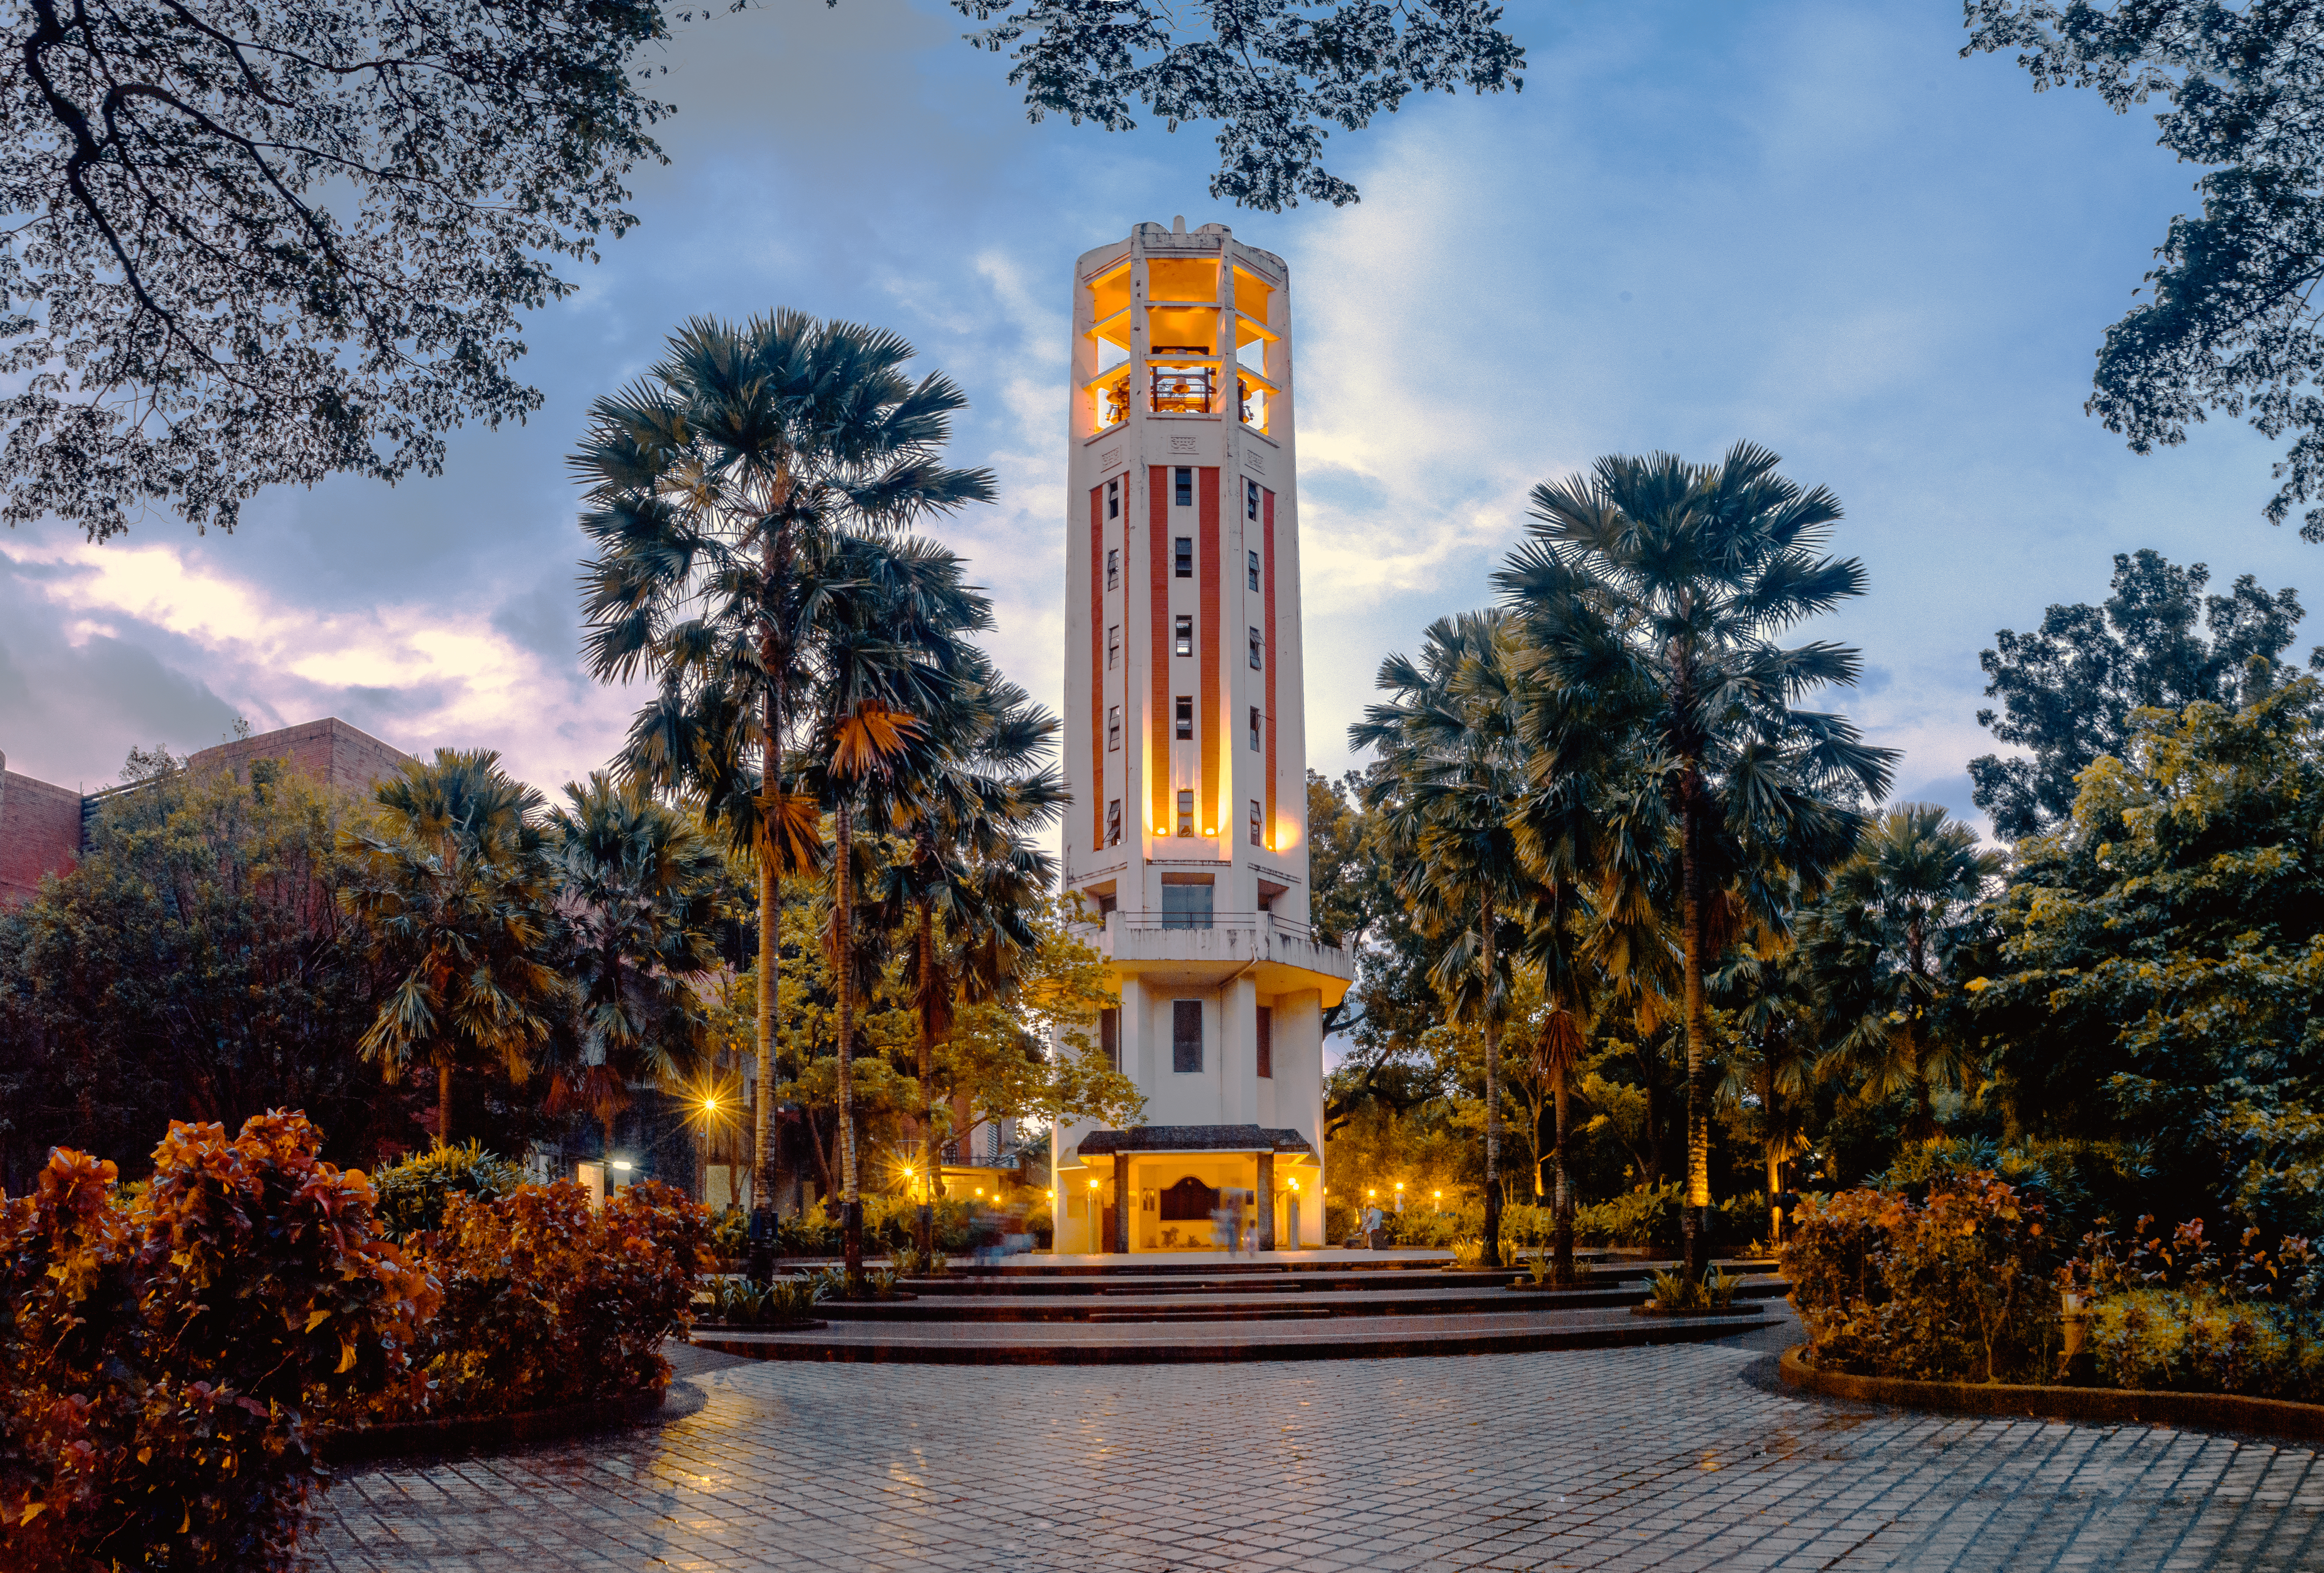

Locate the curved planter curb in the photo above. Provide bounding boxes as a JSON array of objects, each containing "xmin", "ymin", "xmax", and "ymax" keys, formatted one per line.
[
  {"xmin": 1778, "ymin": 1345, "xmax": 2324, "ymax": 1443},
  {"xmin": 319, "ymin": 1383, "xmax": 677, "ymax": 1464}
]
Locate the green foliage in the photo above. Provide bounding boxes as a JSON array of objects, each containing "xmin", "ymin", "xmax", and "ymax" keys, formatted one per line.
[
  {"xmin": 1647, "ymin": 1266, "xmax": 1739, "ymax": 1311},
  {"xmin": 1573, "ymin": 1183, "xmax": 1682, "ymax": 1250},
  {"xmin": 0, "ymin": 1114, "xmax": 438, "ymax": 1572},
  {"xmin": 370, "ymin": 1141, "xmax": 522, "ymax": 1240},
  {"xmin": 1967, "ymin": 549, "xmax": 2305, "ymax": 838},
  {"xmin": 1786, "ymin": 1171, "xmax": 2058, "ymax": 1383},
  {"xmin": 701, "ymin": 1275, "xmax": 825, "ymax": 1328},
  {"xmin": 0, "ymin": 758, "xmax": 388, "ymax": 1184},
  {"xmin": 1968, "ymin": 677, "xmax": 2324, "ymax": 1229},
  {"xmin": 2064, "ymin": 1217, "xmax": 2324, "ymax": 1400},
  {"xmin": 391, "ymin": 1178, "xmax": 710, "ymax": 1421}
]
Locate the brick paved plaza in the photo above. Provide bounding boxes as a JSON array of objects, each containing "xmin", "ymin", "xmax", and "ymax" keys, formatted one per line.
[{"xmin": 309, "ymin": 1320, "xmax": 2324, "ymax": 1571}]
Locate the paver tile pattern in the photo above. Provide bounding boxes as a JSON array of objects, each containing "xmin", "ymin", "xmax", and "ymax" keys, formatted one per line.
[{"xmin": 308, "ymin": 1331, "xmax": 2324, "ymax": 1571}]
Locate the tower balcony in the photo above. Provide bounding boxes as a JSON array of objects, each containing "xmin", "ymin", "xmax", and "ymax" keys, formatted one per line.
[{"xmin": 1090, "ymin": 912, "xmax": 1353, "ymax": 1003}]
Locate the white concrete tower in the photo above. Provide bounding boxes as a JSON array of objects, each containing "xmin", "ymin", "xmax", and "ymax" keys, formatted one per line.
[{"xmin": 1051, "ymin": 217, "xmax": 1353, "ymax": 1256}]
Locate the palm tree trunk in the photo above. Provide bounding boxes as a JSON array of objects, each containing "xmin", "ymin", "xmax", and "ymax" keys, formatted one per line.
[
  {"xmin": 835, "ymin": 799, "xmax": 864, "ymax": 1292},
  {"xmin": 916, "ymin": 891, "xmax": 936, "ymax": 1255},
  {"xmin": 1679, "ymin": 774, "xmax": 1712, "ymax": 1279},
  {"xmin": 1481, "ymin": 896, "xmax": 1503, "ymax": 1269},
  {"xmin": 1552, "ymin": 1065, "xmax": 1573, "ymax": 1281},
  {"xmin": 1761, "ymin": 1045, "xmax": 1782, "ymax": 1245},
  {"xmin": 754, "ymin": 850, "xmax": 776, "ymax": 1211},
  {"xmin": 437, "ymin": 1060, "xmax": 453, "ymax": 1149}
]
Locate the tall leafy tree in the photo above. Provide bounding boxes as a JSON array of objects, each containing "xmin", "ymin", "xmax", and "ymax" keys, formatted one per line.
[
  {"xmin": 1970, "ymin": 548, "xmax": 2307, "ymax": 841},
  {"xmin": 573, "ymin": 311, "xmax": 994, "ymax": 1217},
  {"xmin": 1965, "ymin": 2, "xmax": 2324, "ymax": 535},
  {"xmin": 339, "ymin": 750, "xmax": 566, "ymax": 1146},
  {"xmin": 1807, "ymin": 804, "xmax": 2002, "ymax": 1139},
  {"xmin": 2, "ymin": 0, "xmax": 671, "ymax": 539},
  {"xmin": 1499, "ymin": 441, "xmax": 1893, "ymax": 1274},
  {"xmin": 545, "ymin": 773, "xmax": 727, "ymax": 1150},
  {"xmin": 1352, "ymin": 611, "xmax": 1537, "ymax": 1266}
]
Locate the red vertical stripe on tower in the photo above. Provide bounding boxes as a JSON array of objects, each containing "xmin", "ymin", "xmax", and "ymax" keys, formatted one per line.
[
  {"xmin": 1264, "ymin": 488, "xmax": 1277, "ymax": 847},
  {"xmin": 1090, "ymin": 485, "xmax": 1105, "ymax": 851},
  {"xmin": 1199, "ymin": 467, "xmax": 1220, "ymax": 837},
  {"xmin": 1148, "ymin": 467, "xmax": 1171, "ymax": 840}
]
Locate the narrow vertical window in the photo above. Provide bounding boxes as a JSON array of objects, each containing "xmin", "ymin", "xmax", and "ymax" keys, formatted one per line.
[
  {"xmin": 1249, "ymin": 626, "xmax": 1263, "ymax": 670},
  {"xmin": 1245, "ymin": 478, "xmax": 1259, "ymax": 521},
  {"xmin": 1175, "ymin": 536, "xmax": 1193, "ymax": 578},
  {"xmin": 1175, "ymin": 696, "xmax": 1193, "ymax": 739},
  {"xmin": 1248, "ymin": 706, "xmax": 1262, "ymax": 752},
  {"xmin": 1106, "ymin": 477, "xmax": 1120, "ymax": 520},
  {"xmin": 1174, "ymin": 467, "xmax": 1193, "ymax": 507},
  {"xmin": 1256, "ymin": 1007, "xmax": 1273, "ymax": 1079},
  {"xmin": 1108, "ymin": 625, "xmax": 1120, "ymax": 669},
  {"xmin": 1248, "ymin": 549, "xmax": 1260, "ymax": 591},
  {"xmin": 1100, "ymin": 1007, "xmax": 1121, "ymax": 1070},
  {"xmin": 1108, "ymin": 705, "xmax": 1122, "ymax": 750},
  {"xmin": 1250, "ymin": 799, "xmax": 1262, "ymax": 847},
  {"xmin": 1106, "ymin": 799, "xmax": 1122, "ymax": 845},
  {"xmin": 1176, "ymin": 789, "xmax": 1195, "ymax": 837},
  {"xmin": 1106, "ymin": 548, "xmax": 1119, "ymax": 589},
  {"xmin": 1174, "ymin": 615, "xmax": 1193, "ymax": 657},
  {"xmin": 1172, "ymin": 1000, "xmax": 1203, "ymax": 1072}
]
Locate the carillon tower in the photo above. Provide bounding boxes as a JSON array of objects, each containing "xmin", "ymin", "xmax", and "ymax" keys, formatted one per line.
[{"xmin": 1052, "ymin": 217, "xmax": 1352, "ymax": 1256}]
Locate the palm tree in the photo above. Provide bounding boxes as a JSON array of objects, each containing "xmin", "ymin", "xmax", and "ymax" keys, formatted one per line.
[
  {"xmin": 1352, "ymin": 612, "xmax": 1537, "ymax": 1267},
  {"xmin": 546, "ymin": 773, "xmax": 727, "ymax": 1155},
  {"xmin": 1809, "ymin": 802, "xmax": 2002, "ymax": 1138},
  {"xmin": 796, "ymin": 534, "xmax": 1000, "ymax": 1286},
  {"xmin": 866, "ymin": 650, "xmax": 1065, "ymax": 1252},
  {"xmin": 1499, "ymin": 441, "xmax": 1895, "ymax": 1275},
  {"xmin": 1709, "ymin": 931, "xmax": 1821, "ymax": 1243},
  {"xmin": 341, "ymin": 750, "xmax": 566, "ymax": 1145},
  {"xmin": 572, "ymin": 312, "xmax": 995, "ymax": 1214}
]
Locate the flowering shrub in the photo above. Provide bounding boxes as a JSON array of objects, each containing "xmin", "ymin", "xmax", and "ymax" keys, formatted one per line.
[
  {"xmin": 1786, "ymin": 1170, "xmax": 2056, "ymax": 1382},
  {"xmin": 0, "ymin": 1115, "xmax": 436, "ymax": 1573},
  {"xmin": 388, "ymin": 1178, "xmax": 711, "ymax": 1421},
  {"xmin": 2068, "ymin": 1217, "xmax": 2324, "ymax": 1401}
]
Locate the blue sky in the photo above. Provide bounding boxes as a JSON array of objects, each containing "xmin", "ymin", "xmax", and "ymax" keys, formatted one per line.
[{"xmin": 3, "ymin": 0, "xmax": 2316, "ymax": 836}]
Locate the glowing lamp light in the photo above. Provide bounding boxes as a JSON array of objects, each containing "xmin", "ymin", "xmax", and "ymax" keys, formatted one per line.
[
  {"xmin": 1287, "ymin": 1178, "xmax": 1299, "ymax": 1192},
  {"xmin": 1395, "ymin": 1183, "xmax": 1405, "ymax": 1193},
  {"xmin": 1204, "ymin": 826, "xmax": 1216, "ymax": 836},
  {"xmin": 1088, "ymin": 1177, "xmax": 1100, "ymax": 1190},
  {"xmin": 611, "ymin": 1159, "xmax": 633, "ymax": 1172}
]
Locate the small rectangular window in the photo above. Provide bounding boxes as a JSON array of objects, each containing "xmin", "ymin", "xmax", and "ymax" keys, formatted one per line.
[
  {"xmin": 1175, "ymin": 788, "xmax": 1195, "ymax": 837},
  {"xmin": 1109, "ymin": 705, "xmax": 1122, "ymax": 750},
  {"xmin": 1108, "ymin": 624, "xmax": 1120, "ymax": 669},
  {"xmin": 1250, "ymin": 799, "xmax": 1262, "ymax": 847},
  {"xmin": 1175, "ymin": 536, "xmax": 1193, "ymax": 578},
  {"xmin": 1106, "ymin": 799, "xmax": 1121, "ymax": 846},
  {"xmin": 1106, "ymin": 548, "xmax": 1119, "ymax": 589},
  {"xmin": 1174, "ymin": 467, "xmax": 1193, "ymax": 507},
  {"xmin": 1175, "ymin": 696, "xmax": 1193, "ymax": 740},
  {"xmin": 1248, "ymin": 549, "xmax": 1260, "ymax": 591},
  {"xmin": 1249, "ymin": 626, "xmax": 1263, "ymax": 670},
  {"xmin": 1248, "ymin": 706, "xmax": 1262, "ymax": 752},
  {"xmin": 1256, "ymin": 1006, "xmax": 1273, "ymax": 1079},
  {"xmin": 1173, "ymin": 999, "xmax": 1204, "ymax": 1072},
  {"xmin": 1106, "ymin": 477, "xmax": 1120, "ymax": 520},
  {"xmin": 1100, "ymin": 1007, "xmax": 1120, "ymax": 1070},
  {"xmin": 1174, "ymin": 615, "xmax": 1193, "ymax": 657},
  {"xmin": 1245, "ymin": 478, "xmax": 1260, "ymax": 522}
]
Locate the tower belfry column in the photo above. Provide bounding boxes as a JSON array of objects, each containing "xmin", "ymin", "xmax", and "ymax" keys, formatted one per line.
[{"xmin": 1051, "ymin": 217, "xmax": 1352, "ymax": 1256}]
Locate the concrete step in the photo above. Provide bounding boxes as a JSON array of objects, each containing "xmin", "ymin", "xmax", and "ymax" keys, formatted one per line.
[{"xmin": 807, "ymin": 1276, "xmax": 1790, "ymax": 1324}]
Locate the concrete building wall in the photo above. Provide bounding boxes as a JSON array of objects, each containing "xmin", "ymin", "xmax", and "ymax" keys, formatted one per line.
[
  {"xmin": 0, "ymin": 717, "xmax": 413, "ymax": 908},
  {"xmin": 0, "ymin": 757, "xmax": 86, "ymax": 906}
]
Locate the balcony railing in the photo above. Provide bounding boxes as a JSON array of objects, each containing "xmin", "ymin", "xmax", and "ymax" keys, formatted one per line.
[{"xmin": 1112, "ymin": 912, "xmax": 1322, "ymax": 944}]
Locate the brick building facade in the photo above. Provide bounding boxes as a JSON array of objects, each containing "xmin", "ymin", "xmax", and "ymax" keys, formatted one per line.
[{"xmin": 0, "ymin": 717, "xmax": 412, "ymax": 907}]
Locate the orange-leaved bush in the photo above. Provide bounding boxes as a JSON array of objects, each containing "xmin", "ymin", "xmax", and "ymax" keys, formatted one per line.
[
  {"xmin": 1784, "ymin": 1169, "xmax": 2056, "ymax": 1383},
  {"xmin": 0, "ymin": 1113, "xmax": 436, "ymax": 1573},
  {"xmin": 388, "ymin": 1177, "xmax": 711, "ymax": 1421}
]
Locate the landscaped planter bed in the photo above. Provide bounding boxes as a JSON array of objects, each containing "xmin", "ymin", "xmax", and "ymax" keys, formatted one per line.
[
  {"xmin": 1779, "ymin": 1345, "xmax": 2324, "ymax": 1443},
  {"xmin": 319, "ymin": 1383, "xmax": 676, "ymax": 1463}
]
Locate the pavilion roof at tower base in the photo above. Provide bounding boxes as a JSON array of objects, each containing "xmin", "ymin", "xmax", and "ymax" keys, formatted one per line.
[{"xmin": 1075, "ymin": 1124, "xmax": 1314, "ymax": 1158}]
